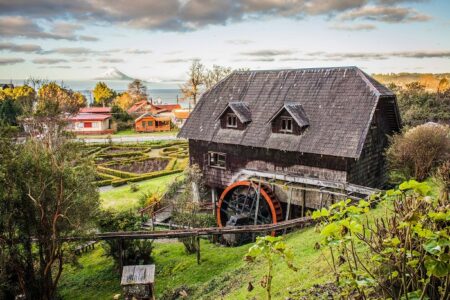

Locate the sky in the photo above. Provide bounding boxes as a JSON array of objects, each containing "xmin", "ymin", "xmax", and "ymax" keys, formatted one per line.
[{"xmin": 0, "ymin": 0, "xmax": 449, "ymax": 83}]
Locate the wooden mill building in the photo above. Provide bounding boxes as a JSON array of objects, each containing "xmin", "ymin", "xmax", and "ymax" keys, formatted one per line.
[{"xmin": 179, "ymin": 67, "xmax": 401, "ymax": 221}]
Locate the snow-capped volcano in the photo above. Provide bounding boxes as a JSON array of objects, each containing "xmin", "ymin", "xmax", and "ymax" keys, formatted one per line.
[{"xmin": 95, "ymin": 68, "xmax": 134, "ymax": 80}]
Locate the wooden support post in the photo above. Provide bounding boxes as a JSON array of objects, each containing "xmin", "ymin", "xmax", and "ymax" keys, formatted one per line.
[
  {"xmin": 119, "ymin": 238, "xmax": 124, "ymax": 272},
  {"xmin": 284, "ymin": 187, "xmax": 293, "ymax": 235},
  {"xmin": 211, "ymin": 188, "xmax": 218, "ymax": 218},
  {"xmin": 196, "ymin": 236, "xmax": 201, "ymax": 265},
  {"xmin": 301, "ymin": 189, "xmax": 306, "ymax": 217},
  {"xmin": 253, "ymin": 177, "xmax": 262, "ymax": 241},
  {"xmin": 319, "ymin": 191, "xmax": 324, "ymax": 209}
]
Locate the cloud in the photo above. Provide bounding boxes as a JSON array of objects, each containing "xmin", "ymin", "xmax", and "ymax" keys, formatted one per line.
[
  {"xmin": 240, "ymin": 49, "xmax": 296, "ymax": 57},
  {"xmin": 43, "ymin": 47, "xmax": 104, "ymax": 55},
  {"xmin": 124, "ymin": 49, "xmax": 153, "ymax": 54},
  {"xmin": 329, "ymin": 23, "xmax": 376, "ymax": 31},
  {"xmin": 0, "ymin": 16, "xmax": 100, "ymax": 40},
  {"xmin": 304, "ymin": 50, "xmax": 450, "ymax": 60},
  {"xmin": 0, "ymin": 42, "xmax": 42, "ymax": 52},
  {"xmin": 162, "ymin": 58, "xmax": 199, "ymax": 63},
  {"xmin": 0, "ymin": 0, "xmax": 432, "ymax": 33},
  {"xmin": 32, "ymin": 58, "xmax": 68, "ymax": 64},
  {"xmin": 79, "ymin": 35, "xmax": 99, "ymax": 41},
  {"xmin": 98, "ymin": 58, "xmax": 124, "ymax": 63},
  {"xmin": 340, "ymin": 6, "xmax": 432, "ymax": 23},
  {"xmin": 0, "ymin": 57, "xmax": 25, "ymax": 65},
  {"xmin": 226, "ymin": 39, "xmax": 254, "ymax": 45},
  {"xmin": 39, "ymin": 65, "xmax": 72, "ymax": 69}
]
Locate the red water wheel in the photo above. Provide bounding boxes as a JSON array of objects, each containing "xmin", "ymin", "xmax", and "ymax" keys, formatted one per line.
[{"xmin": 216, "ymin": 181, "xmax": 283, "ymax": 231}]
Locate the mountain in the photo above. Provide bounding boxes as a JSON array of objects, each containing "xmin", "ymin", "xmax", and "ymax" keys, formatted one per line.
[{"xmin": 94, "ymin": 68, "xmax": 135, "ymax": 81}]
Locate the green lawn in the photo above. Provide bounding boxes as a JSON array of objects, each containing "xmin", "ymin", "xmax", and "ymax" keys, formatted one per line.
[
  {"xmin": 58, "ymin": 226, "xmax": 330, "ymax": 300},
  {"xmin": 99, "ymin": 173, "xmax": 183, "ymax": 212}
]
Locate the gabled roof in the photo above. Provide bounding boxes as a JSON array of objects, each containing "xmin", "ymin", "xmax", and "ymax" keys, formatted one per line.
[
  {"xmin": 216, "ymin": 102, "xmax": 252, "ymax": 123},
  {"xmin": 152, "ymin": 104, "xmax": 181, "ymax": 112},
  {"xmin": 179, "ymin": 66, "xmax": 400, "ymax": 159},
  {"xmin": 268, "ymin": 103, "xmax": 309, "ymax": 127},
  {"xmin": 68, "ymin": 113, "xmax": 111, "ymax": 121},
  {"xmin": 79, "ymin": 107, "xmax": 112, "ymax": 114},
  {"xmin": 127, "ymin": 100, "xmax": 149, "ymax": 114},
  {"xmin": 135, "ymin": 113, "xmax": 170, "ymax": 122}
]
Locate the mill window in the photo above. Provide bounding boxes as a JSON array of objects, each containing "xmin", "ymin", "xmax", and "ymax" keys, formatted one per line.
[
  {"xmin": 208, "ymin": 152, "xmax": 226, "ymax": 169},
  {"xmin": 280, "ymin": 117, "xmax": 293, "ymax": 133},
  {"xmin": 226, "ymin": 113, "xmax": 237, "ymax": 128}
]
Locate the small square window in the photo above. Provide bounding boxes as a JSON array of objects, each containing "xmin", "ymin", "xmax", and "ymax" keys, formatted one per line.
[
  {"xmin": 208, "ymin": 152, "xmax": 226, "ymax": 169},
  {"xmin": 226, "ymin": 113, "xmax": 237, "ymax": 128},
  {"xmin": 148, "ymin": 121, "xmax": 153, "ymax": 126}
]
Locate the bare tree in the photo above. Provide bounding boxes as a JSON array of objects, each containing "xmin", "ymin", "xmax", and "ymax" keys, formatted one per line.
[
  {"xmin": 204, "ymin": 65, "xmax": 232, "ymax": 90},
  {"xmin": 180, "ymin": 60, "xmax": 205, "ymax": 107}
]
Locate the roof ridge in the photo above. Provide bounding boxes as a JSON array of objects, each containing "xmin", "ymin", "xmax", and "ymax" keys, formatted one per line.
[
  {"xmin": 355, "ymin": 68, "xmax": 383, "ymax": 97},
  {"xmin": 234, "ymin": 66, "xmax": 359, "ymax": 73}
]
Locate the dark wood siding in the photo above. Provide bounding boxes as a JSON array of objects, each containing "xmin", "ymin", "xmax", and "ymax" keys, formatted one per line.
[
  {"xmin": 189, "ymin": 140, "xmax": 349, "ymax": 188},
  {"xmin": 347, "ymin": 98, "xmax": 395, "ymax": 188}
]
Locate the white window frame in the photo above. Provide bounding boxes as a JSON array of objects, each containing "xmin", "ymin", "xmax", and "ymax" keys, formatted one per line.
[
  {"xmin": 226, "ymin": 113, "xmax": 238, "ymax": 128},
  {"xmin": 208, "ymin": 151, "xmax": 226, "ymax": 169},
  {"xmin": 280, "ymin": 117, "xmax": 293, "ymax": 133}
]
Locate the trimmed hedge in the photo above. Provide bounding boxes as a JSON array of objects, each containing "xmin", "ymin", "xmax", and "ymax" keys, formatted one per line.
[
  {"xmin": 96, "ymin": 151, "xmax": 146, "ymax": 159},
  {"xmin": 165, "ymin": 158, "xmax": 177, "ymax": 171},
  {"xmin": 97, "ymin": 166, "xmax": 136, "ymax": 179},
  {"xmin": 94, "ymin": 179, "xmax": 113, "ymax": 187},
  {"xmin": 111, "ymin": 169, "xmax": 184, "ymax": 187},
  {"xmin": 96, "ymin": 172, "xmax": 119, "ymax": 180}
]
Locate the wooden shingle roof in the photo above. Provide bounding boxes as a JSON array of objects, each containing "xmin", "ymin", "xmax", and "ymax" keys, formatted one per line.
[
  {"xmin": 179, "ymin": 66, "xmax": 397, "ymax": 159},
  {"xmin": 217, "ymin": 102, "xmax": 252, "ymax": 123}
]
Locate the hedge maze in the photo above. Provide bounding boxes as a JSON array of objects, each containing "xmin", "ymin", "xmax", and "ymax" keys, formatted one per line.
[{"xmin": 84, "ymin": 140, "xmax": 189, "ymax": 187}]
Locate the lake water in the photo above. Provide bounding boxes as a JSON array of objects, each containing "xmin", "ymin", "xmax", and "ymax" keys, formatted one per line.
[{"xmin": 0, "ymin": 79, "xmax": 186, "ymax": 107}]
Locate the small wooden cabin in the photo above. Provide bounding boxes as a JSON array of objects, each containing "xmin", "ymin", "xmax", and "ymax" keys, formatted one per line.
[
  {"xmin": 135, "ymin": 113, "xmax": 171, "ymax": 132},
  {"xmin": 179, "ymin": 67, "xmax": 402, "ymax": 215}
]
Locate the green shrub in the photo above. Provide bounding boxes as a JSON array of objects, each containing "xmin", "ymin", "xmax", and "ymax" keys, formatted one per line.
[
  {"xmin": 313, "ymin": 180, "xmax": 450, "ymax": 299},
  {"xmin": 129, "ymin": 183, "xmax": 139, "ymax": 193},
  {"xmin": 97, "ymin": 211, "xmax": 153, "ymax": 267}
]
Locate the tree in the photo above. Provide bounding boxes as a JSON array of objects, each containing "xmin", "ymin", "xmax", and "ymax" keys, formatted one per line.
[
  {"xmin": 245, "ymin": 236, "xmax": 297, "ymax": 300},
  {"xmin": 93, "ymin": 82, "xmax": 115, "ymax": 107},
  {"xmin": 0, "ymin": 85, "xmax": 36, "ymax": 115},
  {"xmin": 0, "ymin": 96, "xmax": 21, "ymax": 126},
  {"xmin": 204, "ymin": 65, "xmax": 232, "ymax": 90},
  {"xmin": 127, "ymin": 79, "xmax": 147, "ymax": 101},
  {"xmin": 386, "ymin": 123, "xmax": 450, "ymax": 182},
  {"xmin": 180, "ymin": 59, "xmax": 205, "ymax": 106},
  {"xmin": 113, "ymin": 92, "xmax": 135, "ymax": 111},
  {"xmin": 36, "ymin": 82, "xmax": 86, "ymax": 116},
  {"xmin": 0, "ymin": 128, "xmax": 99, "ymax": 299}
]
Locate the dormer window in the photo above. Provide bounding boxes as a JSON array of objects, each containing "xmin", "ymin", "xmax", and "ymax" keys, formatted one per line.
[
  {"xmin": 217, "ymin": 102, "xmax": 252, "ymax": 130},
  {"xmin": 268, "ymin": 103, "xmax": 309, "ymax": 135},
  {"xmin": 226, "ymin": 113, "xmax": 238, "ymax": 128},
  {"xmin": 280, "ymin": 117, "xmax": 293, "ymax": 133}
]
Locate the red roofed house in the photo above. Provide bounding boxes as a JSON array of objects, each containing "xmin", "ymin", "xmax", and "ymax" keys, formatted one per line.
[
  {"xmin": 66, "ymin": 112, "xmax": 115, "ymax": 135},
  {"xmin": 127, "ymin": 100, "xmax": 181, "ymax": 116},
  {"xmin": 134, "ymin": 113, "xmax": 171, "ymax": 132},
  {"xmin": 79, "ymin": 107, "xmax": 112, "ymax": 114}
]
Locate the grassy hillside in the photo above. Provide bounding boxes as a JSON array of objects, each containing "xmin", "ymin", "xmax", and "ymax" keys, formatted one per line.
[{"xmin": 58, "ymin": 225, "xmax": 330, "ymax": 299}]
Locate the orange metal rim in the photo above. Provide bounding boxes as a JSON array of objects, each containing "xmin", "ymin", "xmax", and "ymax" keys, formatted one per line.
[{"xmin": 216, "ymin": 180, "xmax": 279, "ymax": 228}]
